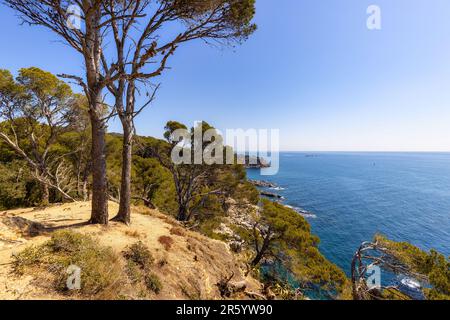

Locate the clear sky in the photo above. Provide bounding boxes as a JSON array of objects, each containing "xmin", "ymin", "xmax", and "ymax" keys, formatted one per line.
[{"xmin": 1, "ymin": 0, "xmax": 450, "ymax": 151}]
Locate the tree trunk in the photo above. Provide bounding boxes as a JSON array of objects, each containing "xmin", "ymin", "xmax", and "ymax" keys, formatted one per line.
[
  {"xmin": 82, "ymin": 167, "xmax": 89, "ymax": 202},
  {"xmin": 89, "ymin": 114, "xmax": 109, "ymax": 224},
  {"xmin": 143, "ymin": 198, "xmax": 155, "ymax": 209},
  {"xmin": 83, "ymin": 6, "xmax": 108, "ymax": 225},
  {"xmin": 177, "ymin": 204, "xmax": 188, "ymax": 222},
  {"xmin": 112, "ymin": 124, "xmax": 132, "ymax": 224},
  {"xmin": 251, "ymin": 250, "xmax": 265, "ymax": 267},
  {"xmin": 251, "ymin": 234, "xmax": 272, "ymax": 266},
  {"xmin": 76, "ymin": 163, "xmax": 82, "ymax": 199},
  {"xmin": 40, "ymin": 181, "xmax": 49, "ymax": 206}
]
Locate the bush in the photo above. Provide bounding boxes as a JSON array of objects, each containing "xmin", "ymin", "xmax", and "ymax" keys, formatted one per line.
[
  {"xmin": 122, "ymin": 241, "xmax": 163, "ymax": 295},
  {"xmin": 158, "ymin": 236, "xmax": 174, "ymax": 251},
  {"xmin": 122, "ymin": 241, "xmax": 154, "ymax": 270},
  {"xmin": 13, "ymin": 245, "xmax": 48, "ymax": 275},
  {"xmin": 145, "ymin": 273, "xmax": 162, "ymax": 294},
  {"xmin": 125, "ymin": 260, "xmax": 144, "ymax": 284}
]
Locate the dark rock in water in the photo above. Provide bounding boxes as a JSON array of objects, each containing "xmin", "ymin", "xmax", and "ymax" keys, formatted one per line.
[
  {"xmin": 260, "ymin": 191, "xmax": 284, "ymax": 199},
  {"xmin": 249, "ymin": 180, "xmax": 278, "ymax": 188},
  {"xmin": 238, "ymin": 155, "xmax": 270, "ymax": 168}
]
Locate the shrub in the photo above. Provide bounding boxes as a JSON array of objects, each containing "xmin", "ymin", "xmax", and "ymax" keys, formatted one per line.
[
  {"xmin": 122, "ymin": 241, "xmax": 154, "ymax": 270},
  {"xmin": 145, "ymin": 273, "xmax": 162, "ymax": 294},
  {"xmin": 122, "ymin": 241, "xmax": 163, "ymax": 295},
  {"xmin": 125, "ymin": 260, "xmax": 144, "ymax": 284},
  {"xmin": 157, "ymin": 258, "xmax": 168, "ymax": 268},
  {"xmin": 12, "ymin": 245, "xmax": 48, "ymax": 275},
  {"xmin": 158, "ymin": 236, "xmax": 174, "ymax": 251}
]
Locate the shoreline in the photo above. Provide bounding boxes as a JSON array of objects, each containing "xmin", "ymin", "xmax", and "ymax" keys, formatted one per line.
[{"xmin": 249, "ymin": 179, "xmax": 317, "ymax": 219}]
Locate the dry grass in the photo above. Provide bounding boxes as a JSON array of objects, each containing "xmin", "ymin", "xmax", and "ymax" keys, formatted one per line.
[
  {"xmin": 13, "ymin": 230, "xmax": 126, "ymax": 299},
  {"xmin": 124, "ymin": 229, "xmax": 141, "ymax": 238},
  {"xmin": 170, "ymin": 227, "xmax": 186, "ymax": 237}
]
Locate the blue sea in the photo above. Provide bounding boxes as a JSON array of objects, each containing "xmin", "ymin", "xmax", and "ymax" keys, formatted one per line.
[{"xmin": 247, "ymin": 152, "xmax": 450, "ymax": 276}]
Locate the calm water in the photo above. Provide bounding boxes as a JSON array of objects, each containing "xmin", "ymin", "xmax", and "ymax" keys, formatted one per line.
[{"xmin": 247, "ymin": 152, "xmax": 450, "ymax": 276}]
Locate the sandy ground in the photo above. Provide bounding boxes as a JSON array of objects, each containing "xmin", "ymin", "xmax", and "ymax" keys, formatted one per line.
[{"xmin": 0, "ymin": 202, "xmax": 261, "ymax": 300}]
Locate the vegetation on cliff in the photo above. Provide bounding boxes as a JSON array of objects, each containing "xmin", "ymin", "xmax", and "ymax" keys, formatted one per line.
[{"xmin": 373, "ymin": 235, "xmax": 450, "ymax": 300}]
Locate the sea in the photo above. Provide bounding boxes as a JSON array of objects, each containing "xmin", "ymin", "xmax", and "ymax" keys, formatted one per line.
[{"xmin": 246, "ymin": 152, "xmax": 450, "ymax": 277}]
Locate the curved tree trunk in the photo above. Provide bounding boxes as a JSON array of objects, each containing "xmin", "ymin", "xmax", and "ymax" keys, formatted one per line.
[
  {"xmin": 251, "ymin": 234, "xmax": 271, "ymax": 266},
  {"xmin": 113, "ymin": 124, "xmax": 132, "ymax": 224}
]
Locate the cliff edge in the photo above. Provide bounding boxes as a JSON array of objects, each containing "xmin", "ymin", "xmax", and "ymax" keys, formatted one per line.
[{"xmin": 0, "ymin": 202, "xmax": 262, "ymax": 300}]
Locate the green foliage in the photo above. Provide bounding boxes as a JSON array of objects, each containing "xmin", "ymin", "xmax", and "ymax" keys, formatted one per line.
[
  {"xmin": 158, "ymin": 120, "xmax": 261, "ymax": 221},
  {"xmin": 104, "ymin": 134, "xmax": 179, "ymax": 215},
  {"xmin": 197, "ymin": 212, "xmax": 228, "ymax": 241},
  {"xmin": 0, "ymin": 67, "xmax": 90, "ymax": 205},
  {"xmin": 166, "ymin": 0, "xmax": 257, "ymax": 40},
  {"xmin": 122, "ymin": 241, "xmax": 163, "ymax": 295},
  {"xmin": 123, "ymin": 241, "xmax": 154, "ymax": 271},
  {"xmin": 374, "ymin": 235, "xmax": 450, "ymax": 300},
  {"xmin": 164, "ymin": 121, "xmax": 187, "ymax": 143},
  {"xmin": 0, "ymin": 160, "xmax": 47, "ymax": 208},
  {"xmin": 248, "ymin": 200, "xmax": 349, "ymax": 298},
  {"xmin": 144, "ymin": 273, "xmax": 163, "ymax": 294},
  {"xmin": 0, "ymin": 161, "xmax": 27, "ymax": 209},
  {"xmin": 17, "ymin": 67, "xmax": 72, "ymax": 101},
  {"xmin": 133, "ymin": 136, "xmax": 179, "ymax": 214},
  {"xmin": 12, "ymin": 244, "xmax": 48, "ymax": 275}
]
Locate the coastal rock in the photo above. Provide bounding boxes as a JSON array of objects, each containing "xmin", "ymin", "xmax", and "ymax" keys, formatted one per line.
[
  {"xmin": 213, "ymin": 199, "xmax": 260, "ymax": 252},
  {"xmin": 249, "ymin": 180, "xmax": 278, "ymax": 188},
  {"xmin": 260, "ymin": 191, "xmax": 284, "ymax": 200},
  {"xmin": 237, "ymin": 155, "xmax": 270, "ymax": 169}
]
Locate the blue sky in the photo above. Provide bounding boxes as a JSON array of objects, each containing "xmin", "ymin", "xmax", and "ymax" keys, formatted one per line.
[{"xmin": 1, "ymin": 0, "xmax": 450, "ymax": 151}]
